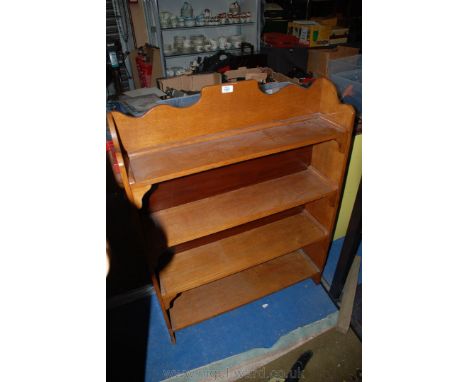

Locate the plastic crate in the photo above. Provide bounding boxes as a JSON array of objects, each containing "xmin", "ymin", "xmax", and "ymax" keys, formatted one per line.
[
  {"xmin": 328, "ymin": 54, "xmax": 362, "ymax": 75},
  {"xmin": 330, "ymin": 68, "xmax": 362, "ymax": 114}
]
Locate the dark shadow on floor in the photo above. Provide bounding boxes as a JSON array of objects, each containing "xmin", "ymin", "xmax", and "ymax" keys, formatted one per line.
[{"xmin": 107, "ymin": 155, "xmax": 170, "ymax": 382}]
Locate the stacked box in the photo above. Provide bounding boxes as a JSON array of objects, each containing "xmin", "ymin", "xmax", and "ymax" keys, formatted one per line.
[
  {"xmin": 307, "ymin": 46, "xmax": 360, "ymax": 78},
  {"xmin": 288, "ymin": 21, "xmax": 332, "ymax": 47}
]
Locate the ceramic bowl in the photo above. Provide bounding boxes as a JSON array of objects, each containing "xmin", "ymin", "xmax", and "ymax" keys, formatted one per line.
[
  {"xmin": 184, "ymin": 19, "xmax": 195, "ymax": 27},
  {"xmin": 163, "ymin": 43, "xmax": 173, "ymax": 54},
  {"xmin": 160, "ymin": 11, "xmax": 171, "ymax": 21}
]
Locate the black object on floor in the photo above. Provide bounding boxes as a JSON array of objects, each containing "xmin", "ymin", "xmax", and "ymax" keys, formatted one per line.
[{"xmin": 285, "ymin": 350, "xmax": 313, "ymax": 382}]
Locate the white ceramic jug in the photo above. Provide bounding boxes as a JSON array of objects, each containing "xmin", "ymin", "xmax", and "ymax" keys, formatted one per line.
[
  {"xmin": 229, "ymin": 2, "xmax": 241, "ymax": 15},
  {"xmin": 181, "ymin": 2, "xmax": 193, "ymax": 18}
]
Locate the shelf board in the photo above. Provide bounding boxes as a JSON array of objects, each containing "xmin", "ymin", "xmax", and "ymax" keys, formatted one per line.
[
  {"xmin": 169, "ymin": 250, "xmax": 320, "ymax": 331},
  {"xmin": 161, "ymin": 22, "xmax": 255, "ymax": 31},
  {"xmin": 151, "ymin": 167, "xmax": 336, "ymax": 247},
  {"xmin": 164, "ymin": 48, "xmax": 242, "ymax": 58},
  {"xmin": 129, "ymin": 114, "xmax": 344, "ymax": 185},
  {"xmin": 160, "ymin": 211, "xmax": 327, "ymax": 302}
]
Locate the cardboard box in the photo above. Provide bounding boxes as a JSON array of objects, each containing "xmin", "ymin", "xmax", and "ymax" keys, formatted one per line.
[
  {"xmin": 330, "ymin": 26, "xmax": 349, "ymax": 45},
  {"xmin": 288, "ymin": 21, "xmax": 331, "ymax": 47},
  {"xmin": 307, "ymin": 46, "xmax": 360, "ymax": 78},
  {"xmin": 157, "ymin": 73, "xmax": 222, "ymax": 92},
  {"xmin": 270, "ymin": 71, "xmax": 301, "ymax": 85},
  {"xmin": 309, "ymin": 16, "xmax": 338, "ymax": 27},
  {"xmin": 224, "ymin": 67, "xmax": 302, "ymax": 85},
  {"xmin": 129, "ymin": 45, "xmax": 163, "ymax": 88},
  {"xmin": 225, "ymin": 67, "xmax": 269, "ymax": 83}
]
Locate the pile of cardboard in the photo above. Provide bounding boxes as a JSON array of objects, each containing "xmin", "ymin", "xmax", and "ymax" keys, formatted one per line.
[
  {"xmin": 155, "ymin": 67, "xmax": 301, "ymax": 97},
  {"xmin": 157, "ymin": 73, "xmax": 222, "ymax": 93},
  {"xmin": 224, "ymin": 67, "xmax": 301, "ymax": 85},
  {"xmin": 224, "ymin": 67, "xmax": 270, "ymax": 83}
]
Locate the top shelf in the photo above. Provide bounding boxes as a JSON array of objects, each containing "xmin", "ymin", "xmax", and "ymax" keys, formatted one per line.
[
  {"xmin": 159, "ymin": 22, "xmax": 255, "ymax": 31},
  {"xmin": 127, "ymin": 114, "xmax": 345, "ymax": 185}
]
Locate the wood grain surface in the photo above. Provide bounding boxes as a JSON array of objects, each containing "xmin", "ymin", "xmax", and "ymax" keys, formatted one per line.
[
  {"xmin": 169, "ymin": 250, "xmax": 320, "ymax": 331},
  {"xmin": 160, "ymin": 211, "xmax": 327, "ymax": 304},
  {"xmin": 148, "ymin": 147, "xmax": 311, "ymax": 212},
  {"xmin": 128, "ymin": 113, "xmax": 343, "ymax": 185},
  {"xmin": 151, "ymin": 167, "xmax": 336, "ymax": 247}
]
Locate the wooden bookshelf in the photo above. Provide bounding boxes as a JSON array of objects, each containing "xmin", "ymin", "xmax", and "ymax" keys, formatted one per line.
[{"xmin": 107, "ymin": 79, "xmax": 355, "ymax": 343}]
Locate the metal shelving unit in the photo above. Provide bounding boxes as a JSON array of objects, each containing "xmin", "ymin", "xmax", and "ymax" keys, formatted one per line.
[
  {"xmin": 107, "ymin": 0, "xmax": 136, "ymax": 93},
  {"xmin": 142, "ymin": 0, "xmax": 261, "ymax": 76},
  {"xmin": 165, "ymin": 47, "xmax": 242, "ymax": 58},
  {"xmin": 158, "ymin": 21, "xmax": 255, "ymax": 31}
]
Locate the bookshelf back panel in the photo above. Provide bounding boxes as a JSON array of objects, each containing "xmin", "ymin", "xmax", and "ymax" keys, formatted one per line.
[{"xmin": 148, "ymin": 146, "xmax": 312, "ymax": 212}]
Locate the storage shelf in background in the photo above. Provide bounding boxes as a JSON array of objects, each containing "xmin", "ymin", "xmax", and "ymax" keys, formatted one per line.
[
  {"xmin": 164, "ymin": 47, "xmax": 242, "ymax": 58},
  {"xmin": 160, "ymin": 211, "xmax": 327, "ymax": 302},
  {"xmin": 151, "ymin": 167, "xmax": 336, "ymax": 247},
  {"xmin": 159, "ymin": 22, "xmax": 255, "ymax": 31},
  {"xmin": 129, "ymin": 113, "xmax": 345, "ymax": 185},
  {"xmin": 169, "ymin": 250, "xmax": 320, "ymax": 331}
]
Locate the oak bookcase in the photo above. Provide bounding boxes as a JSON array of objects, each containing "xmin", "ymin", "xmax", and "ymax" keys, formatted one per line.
[{"xmin": 107, "ymin": 79, "xmax": 355, "ymax": 343}]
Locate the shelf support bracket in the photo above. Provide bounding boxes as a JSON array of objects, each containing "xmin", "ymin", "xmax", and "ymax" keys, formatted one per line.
[
  {"xmin": 151, "ymin": 273, "xmax": 176, "ymax": 344},
  {"xmin": 130, "ymin": 184, "xmax": 152, "ymax": 209},
  {"xmin": 334, "ymin": 131, "xmax": 348, "ymax": 154}
]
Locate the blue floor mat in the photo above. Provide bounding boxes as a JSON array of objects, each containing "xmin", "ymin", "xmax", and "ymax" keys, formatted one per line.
[{"xmin": 145, "ymin": 279, "xmax": 337, "ymax": 382}]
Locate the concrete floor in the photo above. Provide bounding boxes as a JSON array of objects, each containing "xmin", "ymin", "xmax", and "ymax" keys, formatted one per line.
[{"xmin": 237, "ymin": 328, "xmax": 362, "ymax": 382}]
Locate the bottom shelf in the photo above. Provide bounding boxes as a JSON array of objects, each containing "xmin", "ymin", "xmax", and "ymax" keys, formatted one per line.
[{"xmin": 169, "ymin": 250, "xmax": 320, "ymax": 331}]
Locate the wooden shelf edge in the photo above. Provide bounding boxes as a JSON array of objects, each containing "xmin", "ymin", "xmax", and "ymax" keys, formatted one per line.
[
  {"xmin": 128, "ymin": 114, "xmax": 342, "ymax": 185},
  {"xmin": 160, "ymin": 210, "xmax": 327, "ymax": 302},
  {"xmin": 169, "ymin": 250, "xmax": 320, "ymax": 331},
  {"xmin": 152, "ymin": 167, "xmax": 337, "ymax": 247}
]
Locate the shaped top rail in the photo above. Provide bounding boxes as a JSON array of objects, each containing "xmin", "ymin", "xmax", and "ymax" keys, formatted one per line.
[{"xmin": 109, "ymin": 78, "xmax": 354, "ymax": 155}]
